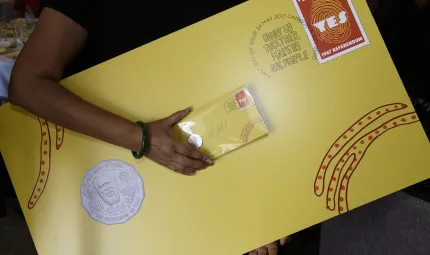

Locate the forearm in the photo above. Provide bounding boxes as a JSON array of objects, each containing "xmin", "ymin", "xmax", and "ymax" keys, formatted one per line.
[{"xmin": 9, "ymin": 76, "xmax": 142, "ymax": 152}]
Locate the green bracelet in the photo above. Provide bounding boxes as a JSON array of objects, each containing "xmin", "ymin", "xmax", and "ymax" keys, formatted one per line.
[{"xmin": 132, "ymin": 121, "xmax": 148, "ymax": 159}]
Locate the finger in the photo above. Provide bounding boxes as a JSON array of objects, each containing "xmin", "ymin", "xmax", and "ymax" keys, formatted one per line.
[
  {"xmin": 280, "ymin": 236, "xmax": 291, "ymax": 246},
  {"xmin": 166, "ymin": 107, "xmax": 192, "ymax": 126},
  {"xmin": 159, "ymin": 160, "xmax": 191, "ymax": 175},
  {"xmin": 268, "ymin": 243, "xmax": 278, "ymax": 255},
  {"xmin": 171, "ymin": 153, "xmax": 207, "ymax": 170},
  {"xmin": 167, "ymin": 162, "xmax": 196, "ymax": 176},
  {"xmin": 249, "ymin": 250, "xmax": 258, "ymax": 255},
  {"xmin": 257, "ymin": 247, "xmax": 268, "ymax": 255},
  {"xmin": 175, "ymin": 143, "xmax": 213, "ymax": 165}
]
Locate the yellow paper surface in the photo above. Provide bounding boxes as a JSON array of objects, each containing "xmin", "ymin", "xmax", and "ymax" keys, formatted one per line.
[
  {"xmin": 174, "ymin": 85, "xmax": 268, "ymax": 159},
  {"xmin": 0, "ymin": 0, "xmax": 429, "ymax": 254}
]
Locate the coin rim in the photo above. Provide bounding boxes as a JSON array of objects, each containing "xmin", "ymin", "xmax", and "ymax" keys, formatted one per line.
[{"xmin": 80, "ymin": 159, "xmax": 145, "ymax": 225}]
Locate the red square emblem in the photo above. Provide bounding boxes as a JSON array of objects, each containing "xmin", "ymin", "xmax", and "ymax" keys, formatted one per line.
[{"xmin": 234, "ymin": 90, "xmax": 250, "ymax": 109}]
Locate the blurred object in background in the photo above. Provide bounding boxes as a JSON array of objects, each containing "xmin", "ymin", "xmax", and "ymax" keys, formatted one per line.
[
  {"xmin": 0, "ymin": 0, "xmax": 15, "ymax": 22},
  {"xmin": 415, "ymin": 0, "xmax": 430, "ymax": 8},
  {"xmin": 0, "ymin": 56, "xmax": 14, "ymax": 104},
  {"xmin": 0, "ymin": 0, "xmax": 39, "ymax": 60},
  {"xmin": 14, "ymin": 0, "xmax": 40, "ymax": 17}
]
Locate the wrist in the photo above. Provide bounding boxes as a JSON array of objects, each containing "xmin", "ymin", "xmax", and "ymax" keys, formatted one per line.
[
  {"xmin": 130, "ymin": 122, "xmax": 143, "ymax": 152},
  {"xmin": 131, "ymin": 121, "xmax": 149, "ymax": 159}
]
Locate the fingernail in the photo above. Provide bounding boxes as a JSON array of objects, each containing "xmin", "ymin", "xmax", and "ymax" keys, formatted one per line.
[{"xmin": 205, "ymin": 159, "xmax": 213, "ymax": 165}]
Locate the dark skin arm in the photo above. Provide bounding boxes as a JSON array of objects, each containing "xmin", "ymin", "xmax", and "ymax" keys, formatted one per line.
[{"xmin": 9, "ymin": 8, "xmax": 212, "ymax": 175}]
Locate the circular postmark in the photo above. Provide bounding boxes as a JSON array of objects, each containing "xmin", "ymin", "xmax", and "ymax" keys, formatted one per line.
[
  {"xmin": 188, "ymin": 134, "xmax": 203, "ymax": 149},
  {"xmin": 80, "ymin": 159, "xmax": 144, "ymax": 225},
  {"xmin": 249, "ymin": 13, "xmax": 317, "ymax": 78}
]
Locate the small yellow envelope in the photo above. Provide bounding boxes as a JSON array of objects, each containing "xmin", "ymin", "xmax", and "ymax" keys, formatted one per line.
[{"xmin": 174, "ymin": 85, "xmax": 268, "ymax": 159}]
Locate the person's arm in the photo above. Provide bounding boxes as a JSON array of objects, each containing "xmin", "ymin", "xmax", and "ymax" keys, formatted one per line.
[
  {"xmin": 10, "ymin": 8, "xmax": 142, "ymax": 153},
  {"xmin": 9, "ymin": 8, "xmax": 211, "ymax": 175}
]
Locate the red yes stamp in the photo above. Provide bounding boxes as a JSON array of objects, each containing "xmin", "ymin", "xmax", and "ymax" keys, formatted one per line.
[
  {"xmin": 292, "ymin": 0, "xmax": 370, "ymax": 63},
  {"xmin": 234, "ymin": 90, "xmax": 251, "ymax": 110}
]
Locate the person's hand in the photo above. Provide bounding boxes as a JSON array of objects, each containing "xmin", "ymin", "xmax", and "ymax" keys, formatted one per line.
[
  {"xmin": 249, "ymin": 236, "xmax": 291, "ymax": 255},
  {"xmin": 145, "ymin": 107, "xmax": 213, "ymax": 175}
]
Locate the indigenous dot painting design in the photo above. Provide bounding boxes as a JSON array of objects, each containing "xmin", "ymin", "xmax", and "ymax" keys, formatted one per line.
[
  {"xmin": 313, "ymin": 103, "xmax": 420, "ymax": 214},
  {"xmin": 28, "ymin": 117, "xmax": 65, "ymax": 209}
]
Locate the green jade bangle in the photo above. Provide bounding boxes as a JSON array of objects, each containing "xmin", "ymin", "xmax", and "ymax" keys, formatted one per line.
[{"xmin": 132, "ymin": 121, "xmax": 149, "ymax": 159}]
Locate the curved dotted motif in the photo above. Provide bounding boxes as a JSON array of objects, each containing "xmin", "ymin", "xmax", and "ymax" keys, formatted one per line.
[
  {"xmin": 55, "ymin": 125, "xmax": 64, "ymax": 150},
  {"xmin": 314, "ymin": 103, "xmax": 420, "ymax": 215},
  {"xmin": 326, "ymin": 153, "xmax": 355, "ymax": 210},
  {"xmin": 314, "ymin": 103, "xmax": 406, "ymax": 196},
  {"xmin": 336, "ymin": 112, "xmax": 418, "ymax": 213},
  {"xmin": 28, "ymin": 118, "xmax": 65, "ymax": 209}
]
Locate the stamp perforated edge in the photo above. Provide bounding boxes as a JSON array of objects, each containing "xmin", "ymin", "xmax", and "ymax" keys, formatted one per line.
[{"xmin": 291, "ymin": 0, "xmax": 370, "ymax": 64}]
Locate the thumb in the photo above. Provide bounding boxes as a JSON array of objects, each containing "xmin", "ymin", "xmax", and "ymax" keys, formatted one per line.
[
  {"xmin": 166, "ymin": 107, "xmax": 192, "ymax": 126},
  {"xmin": 280, "ymin": 236, "xmax": 291, "ymax": 246}
]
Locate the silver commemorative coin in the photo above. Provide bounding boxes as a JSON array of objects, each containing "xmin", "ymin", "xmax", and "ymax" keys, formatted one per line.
[
  {"xmin": 188, "ymin": 134, "xmax": 203, "ymax": 149},
  {"xmin": 80, "ymin": 159, "xmax": 144, "ymax": 225}
]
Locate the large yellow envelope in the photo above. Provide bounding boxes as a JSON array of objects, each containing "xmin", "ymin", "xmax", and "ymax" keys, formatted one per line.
[{"xmin": 1, "ymin": 0, "xmax": 429, "ymax": 254}]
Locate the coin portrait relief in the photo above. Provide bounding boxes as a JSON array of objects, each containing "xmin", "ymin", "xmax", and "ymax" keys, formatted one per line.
[{"xmin": 94, "ymin": 172, "xmax": 121, "ymax": 206}]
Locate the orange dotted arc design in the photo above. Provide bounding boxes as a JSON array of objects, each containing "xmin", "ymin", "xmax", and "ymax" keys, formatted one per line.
[
  {"xmin": 325, "ymin": 153, "xmax": 355, "ymax": 210},
  {"xmin": 314, "ymin": 103, "xmax": 419, "ymax": 215},
  {"xmin": 240, "ymin": 118, "xmax": 263, "ymax": 143},
  {"xmin": 335, "ymin": 112, "xmax": 419, "ymax": 214},
  {"xmin": 55, "ymin": 125, "xmax": 64, "ymax": 150},
  {"xmin": 314, "ymin": 103, "xmax": 407, "ymax": 196},
  {"xmin": 28, "ymin": 118, "xmax": 65, "ymax": 209},
  {"xmin": 310, "ymin": 0, "xmax": 352, "ymax": 44}
]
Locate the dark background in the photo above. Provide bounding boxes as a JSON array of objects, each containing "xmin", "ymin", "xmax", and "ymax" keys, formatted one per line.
[{"xmin": 1, "ymin": 0, "xmax": 429, "ymax": 254}]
